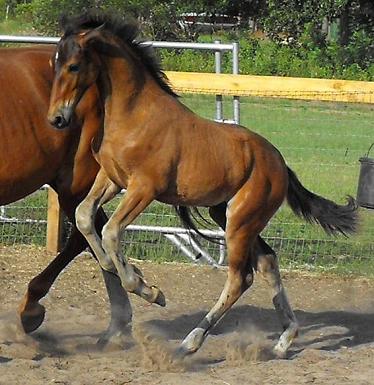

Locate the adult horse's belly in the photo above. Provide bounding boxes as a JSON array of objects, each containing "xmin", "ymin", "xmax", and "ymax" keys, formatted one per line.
[
  {"xmin": 0, "ymin": 107, "xmax": 69, "ymax": 205},
  {"xmin": 0, "ymin": 134, "xmax": 57, "ymax": 205}
]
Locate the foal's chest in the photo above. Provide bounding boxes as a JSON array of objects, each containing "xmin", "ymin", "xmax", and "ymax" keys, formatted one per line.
[{"xmin": 93, "ymin": 139, "xmax": 146, "ymax": 188}]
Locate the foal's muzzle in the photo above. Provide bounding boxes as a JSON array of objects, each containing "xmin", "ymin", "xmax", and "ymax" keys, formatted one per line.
[{"xmin": 48, "ymin": 107, "xmax": 72, "ymax": 129}]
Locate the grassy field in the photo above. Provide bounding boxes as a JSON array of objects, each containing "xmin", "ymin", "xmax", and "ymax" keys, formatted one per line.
[{"xmin": 1, "ymin": 95, "xmax": 373, "ymax": 275}]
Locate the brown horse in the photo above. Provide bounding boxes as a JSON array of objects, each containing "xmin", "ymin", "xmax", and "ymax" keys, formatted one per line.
[
  {"xmin": 48, "ymin": 14, "xmax": 358, "ymax": 358},
  {"xmin": 0, "ymin": 44, "xmax": 132, "ymax": 344}
]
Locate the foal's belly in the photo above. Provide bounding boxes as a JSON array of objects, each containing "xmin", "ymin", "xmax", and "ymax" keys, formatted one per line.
[
  {"xmin": 96, "ymin": 141, "xmax": 248, "ymax": 207},
  {"xmin": 157, "ymin": 192, "xmax": 226, "ymax": 207},
  {"xmin": 157, "ymin": 178, "xmax": 236, "ymax": 207}
]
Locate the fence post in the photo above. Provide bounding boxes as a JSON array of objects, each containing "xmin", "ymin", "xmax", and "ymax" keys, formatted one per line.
[
  {"xmin": 214, "ymin": 40, "xmax": 223, "ymax": 122},
  {"xmin": 46, "ymin": 187, "xmax": 63, "ymax": 253},
  {"xmin": 232, "ymin": 42, "xmax": 240, "ymax": 124}
]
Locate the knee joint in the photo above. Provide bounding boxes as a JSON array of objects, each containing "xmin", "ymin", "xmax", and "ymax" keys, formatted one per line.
[
  {"xmin": 75, "ymin": 203, "xmax": 93, "ymax": 235},
  {"xmin": 102, "ymin": 224, "xmax": 118, "ymax": 253},
  {"xmin": 101, "ymin": 260, "xmax": 116, "ymax": 273}
]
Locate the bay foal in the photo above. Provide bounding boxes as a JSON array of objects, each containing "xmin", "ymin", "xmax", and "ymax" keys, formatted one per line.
[{"xmin": 48, "ymin": 14, "xmax": 357, "ymax": 357}]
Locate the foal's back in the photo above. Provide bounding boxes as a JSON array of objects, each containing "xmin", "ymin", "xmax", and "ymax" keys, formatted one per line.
[{"xmin": 140, "ymin": 95, "xmax": 289, "ymax": 206}]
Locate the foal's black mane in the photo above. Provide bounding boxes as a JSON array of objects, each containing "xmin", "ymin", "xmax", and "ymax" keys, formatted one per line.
[{"xmin": 61, "ymin": 13, "xmax": 177, "ymax": 98}]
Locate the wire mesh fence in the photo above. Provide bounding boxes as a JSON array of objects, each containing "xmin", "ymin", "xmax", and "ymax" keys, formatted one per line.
[
  {"xmin": 0, "ymin": 188, "xmax": 48, "ymax": 245},
  {"xmin": 1, "ymin": 93, "xmax": 373, "ymax": 274}
]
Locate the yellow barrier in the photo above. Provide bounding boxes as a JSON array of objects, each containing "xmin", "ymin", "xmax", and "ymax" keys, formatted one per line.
[{"xmin": 166, "ymin": 71, "xmax": 374, "ymax": 104}]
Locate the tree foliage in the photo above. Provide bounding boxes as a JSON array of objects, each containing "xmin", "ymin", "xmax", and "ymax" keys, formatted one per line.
[
  {"xmin": 1, "ymin": 0, "xmax": 372, "ymax": 76},
  {"xmin": 263, "ymin": 0, "xmax": 374, "ymax": 44}
]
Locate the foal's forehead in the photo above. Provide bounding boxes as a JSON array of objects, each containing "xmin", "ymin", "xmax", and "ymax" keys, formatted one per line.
[{"xmin": 54, "ymin": 35, "xmax": 82, "ymax": 67}]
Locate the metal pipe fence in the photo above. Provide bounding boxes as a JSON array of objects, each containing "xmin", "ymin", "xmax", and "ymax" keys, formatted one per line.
[{"xmin": 0, "ymin": 35, "xmax": 240, "ymax": 124}]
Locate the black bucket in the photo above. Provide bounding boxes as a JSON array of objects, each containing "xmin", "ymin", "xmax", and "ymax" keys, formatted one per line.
[{"xmin": 357, "ymin": 143, "xmax": 374, "ymax": 209}]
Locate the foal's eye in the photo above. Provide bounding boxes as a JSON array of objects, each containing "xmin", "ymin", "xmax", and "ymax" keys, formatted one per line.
[{"xmin": 68, "ymin": 63, "xmax": 80, "ymax": 73}]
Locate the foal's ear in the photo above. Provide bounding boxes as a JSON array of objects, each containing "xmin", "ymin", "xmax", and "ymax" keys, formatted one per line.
[{"xmin": 79, "ymin": 24, "xmax": 106, "ymax": 45}]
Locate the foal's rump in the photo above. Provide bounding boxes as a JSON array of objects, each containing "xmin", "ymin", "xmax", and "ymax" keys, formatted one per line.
[
  {"xmin": 174, "ymin": 116, "xmax": 358, "ymax": 237},
  {"xmin": 211, "ymin": 121, "xmax": 358, "ymax": 237}
]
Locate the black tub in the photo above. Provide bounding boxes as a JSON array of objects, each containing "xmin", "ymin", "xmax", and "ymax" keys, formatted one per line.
[{"xmin": 357, "ymin": 143, "xmax": 374, "ymax": 209}]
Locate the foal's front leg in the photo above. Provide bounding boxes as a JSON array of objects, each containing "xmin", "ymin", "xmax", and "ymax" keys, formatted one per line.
[
  {"xmin": 101, "ymin": 178, "xmax": 165, "ymax": 306},
  {"xmin": 75, "ymin": 168, "xmax": 121, "ymax": 272}
]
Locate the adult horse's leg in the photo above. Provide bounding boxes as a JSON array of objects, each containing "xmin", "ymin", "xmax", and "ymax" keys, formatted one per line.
[
  {"xmin": 254, "ymin": 237, "xmax": 298, "ymax": 357},
  {"xmin": 18, "ymin": 225, "xmax": 92, "ymax": 333},
  {"xmin": 19, "ymin": 200, "xmax": 132, "ymax": 344},
  {"xmin": 88, "ymin": 209, "xmax": 133, "ymax": 346},
  {"xmin": 75, "ymin": 169, "xmax": 165, "ymax": 306}
]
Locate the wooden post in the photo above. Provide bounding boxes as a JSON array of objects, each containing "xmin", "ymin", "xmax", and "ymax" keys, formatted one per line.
[{"xmin": 46, "ymin": 187, "xmax": 63, "ymax": 253}]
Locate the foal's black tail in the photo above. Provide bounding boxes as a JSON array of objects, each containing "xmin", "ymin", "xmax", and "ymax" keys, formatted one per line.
[{"xmin": 286, "ymin": 167, "xmax": 358, "ymax": 236}]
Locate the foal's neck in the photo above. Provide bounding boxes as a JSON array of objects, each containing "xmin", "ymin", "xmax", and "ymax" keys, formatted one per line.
[{"xmin": 96, "ymin": 44, "xmax": 159, "ymax": 118}]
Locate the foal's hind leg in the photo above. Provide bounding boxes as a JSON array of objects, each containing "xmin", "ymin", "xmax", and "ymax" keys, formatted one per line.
[
  {"xmin": 210, "ymin": 203, "xmax": 298, "ymax": 357},
  {"xmin": 254, "ymin": 237, "xmax": 298, "ymax": 357},
  {"xmin": 179, "ymin": 192, "xmax": 263, "ymax": 355}
]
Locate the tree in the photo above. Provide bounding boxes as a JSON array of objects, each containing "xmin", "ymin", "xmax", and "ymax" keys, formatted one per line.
[
  {"xmin": 263, "ymin": 0, "xmax": 374, "ymax": 46},
  {"xmin": 338, "ymin": 0, "xmax": 374, "ymax": 45}
]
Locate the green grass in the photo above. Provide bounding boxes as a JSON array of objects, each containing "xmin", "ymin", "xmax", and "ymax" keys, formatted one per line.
[{"xmin": 1, "ymin": 95, "xmax": 373, "ymax": 275}]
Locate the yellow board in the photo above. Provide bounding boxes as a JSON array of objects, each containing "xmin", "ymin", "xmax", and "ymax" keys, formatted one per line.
[{"xmin": 165, "ymin": 71, "xmax": 374, "ymax": 104}]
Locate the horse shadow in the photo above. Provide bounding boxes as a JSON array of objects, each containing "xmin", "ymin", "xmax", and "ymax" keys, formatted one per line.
[
  {"xmin": 1, "ymin": 305, "xmax": 373, "ymax": 363},
  {"xmin": 144, "ymin": 304, "xmax": 374, "ymax": 356}
]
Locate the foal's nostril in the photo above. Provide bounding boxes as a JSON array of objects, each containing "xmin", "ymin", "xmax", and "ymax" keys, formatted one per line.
[{"xmin": 51, "ymin": 115, "xmax": 68, "ymax": 129}]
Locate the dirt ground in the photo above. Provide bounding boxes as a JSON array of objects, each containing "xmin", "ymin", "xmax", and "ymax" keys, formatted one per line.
[{"xmin": 0, "ymin": 245, "xmax": 374, "ymax": 385}]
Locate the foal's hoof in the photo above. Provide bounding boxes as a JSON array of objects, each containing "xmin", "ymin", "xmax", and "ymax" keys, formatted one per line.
[
  {"xmin": 273, "ymin": 346, "xmax": 288, "ymax": 359},
  {"xmin": 175, "ymin": 341, "xmax": 198, "ymax": 359},
  {"xmin": 20, "ymin": 303, "xmax": 46, "ymax": 333},
  {"xmin": 151, "ymin": 286, "xmax": 166, "ymax": 307},
  {"xmin": 175, "ymin": 345, "xmax": 189, "ymax": 359},
  {"xmin": 176, "ymin": 328, "xmax": 205, "ymax": 358}
]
